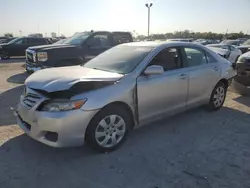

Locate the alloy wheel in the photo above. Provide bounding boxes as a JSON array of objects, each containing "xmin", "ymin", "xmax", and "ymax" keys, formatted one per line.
[
  {"xmin": 95, "ymin": 115, "xmax": 126, "ymax": 148},
  {"xmin": 213, "ymin": 86, "xmax": 225, "ymax": 107}
]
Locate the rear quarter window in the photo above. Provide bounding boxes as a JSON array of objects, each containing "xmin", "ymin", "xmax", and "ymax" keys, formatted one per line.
[{"xmin": 205, "ymin": 52, "xmax": 217, "ymax": 63}]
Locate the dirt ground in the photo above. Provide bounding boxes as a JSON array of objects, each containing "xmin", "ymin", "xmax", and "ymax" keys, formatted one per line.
[{"xmin": 0, "ymin": 59, "xmax": 250, "ymax": 188}]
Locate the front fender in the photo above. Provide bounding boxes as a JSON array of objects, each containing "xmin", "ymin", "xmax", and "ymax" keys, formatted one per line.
[{"xmin": 72, "ymin": 80, "xmax": 136, "ymax": 112}]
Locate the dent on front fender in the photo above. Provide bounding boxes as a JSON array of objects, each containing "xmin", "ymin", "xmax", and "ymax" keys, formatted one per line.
[{"xmin": 73, "ymin": 81, "xmax": 136, "ymax": 112}]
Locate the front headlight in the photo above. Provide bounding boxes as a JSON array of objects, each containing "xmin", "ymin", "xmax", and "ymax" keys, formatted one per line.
[
  {"xmin": 41, "ymin": 99, "xmax": 87, "ymax": 112},
  {"xmin": 37, "ymin": 52, "xmax": 48, "ymax": 62},
  {"xmin": 237, "ymin": 56, "xmax": 246, "ymax": 63}
]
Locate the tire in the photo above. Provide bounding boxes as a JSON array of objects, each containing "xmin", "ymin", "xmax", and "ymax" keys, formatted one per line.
[
  {"xmin": 207, "ymin": 82, "xmax": 227, "ymax": 111},
  {"xmin": 0, "ymin": 51, "xmax": 10, "ymax": 60},
  {"xmin": 85, "ymin": 105, "xmax": 133, "ymax": 152},
  {"xmin": 26, "ymin": 69, "xmax": 33, "ymax": 74}
]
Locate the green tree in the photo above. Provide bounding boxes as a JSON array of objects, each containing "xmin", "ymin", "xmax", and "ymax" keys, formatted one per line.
[{"xmin": 4, "ymin": 33, "xmax": 13, "ymax": 37}]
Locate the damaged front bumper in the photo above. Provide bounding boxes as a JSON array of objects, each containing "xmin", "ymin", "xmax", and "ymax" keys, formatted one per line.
[{"xmin": 13, "ymin": 95, "xmax": 98, "ymax": 147}]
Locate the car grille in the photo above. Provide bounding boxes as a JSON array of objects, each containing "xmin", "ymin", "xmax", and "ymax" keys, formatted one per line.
[
  {"xmin": 26, "ymin": 51, "xmax": 35, "ymax": 64},
  {"xmin": 23, "ymin": 92, "xmax": 42, "ymax": 109}
]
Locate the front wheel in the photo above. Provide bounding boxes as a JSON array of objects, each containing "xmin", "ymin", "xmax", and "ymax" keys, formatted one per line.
[
  {"xmin": 85, "ymin": 105, "xmax": 132, "ymax": 152},
  {"xmin": 207, "ymin": 82, "xmax": 227, "ymax": 111}
]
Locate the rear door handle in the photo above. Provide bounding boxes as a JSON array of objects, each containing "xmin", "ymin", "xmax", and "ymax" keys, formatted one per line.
[
  {"xmin": 180, "ymin": 74, "xmax": 187, "ymax": 79},
  {"xmin": 213, "ymin": 66, "xmax": 218, "ymax": 71}
]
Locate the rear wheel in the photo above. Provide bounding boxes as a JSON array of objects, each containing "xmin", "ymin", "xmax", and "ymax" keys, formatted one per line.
[
  {"xmin": 207, "ymin": 82, "xmax": 227, "ymax": 111},
  {"xmin": 85, "ymin": 105, "xmax": 132, "ymax": 152},
  {"xmin": 0, "ymin": 51, "xmax": 10, "ymax": 60}
]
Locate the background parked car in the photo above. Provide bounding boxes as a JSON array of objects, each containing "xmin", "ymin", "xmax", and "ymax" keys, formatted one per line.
[
  {"xmin": 207, "ymin": 44, "xmax": 242, "ymax": 64},
  {"xmin": 220, "ymin": 39, "xmax": 242, "ymax": 46},
  {"xmin": 0, "ymin": 37, "xmax": 51, "ymax": 59},
  {"xmin": 194, "ymin": 39, "xmax": 218, "ymax": 45},
  {"xmin": 234, "ymin": 51, "xmax": 250, "ymax": 86},
  {"xmin": 237, "ymin": 38, "xmax": 248, "ymax": 44},
  {"xmin": 0, "ymin": 37, "xmax": 16, "ymax": 44},
  {"xmin": 167, "ymin": 38, "xmax": 194, "ymax": 42},
  {"xmin": 25, "ymin": 31, "xmax": 133, "ymax": 72},
  {"xmin": 237, "ymin": 39, "xmax": 250, "ymax": 54}
]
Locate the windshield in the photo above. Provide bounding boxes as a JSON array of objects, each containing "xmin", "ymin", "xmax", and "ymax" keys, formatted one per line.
[
  {"xmin": 83, "ymin": 45, "xmax": 153, "ymax": 74},
  {"xmin": 64, "ymin": 33, "xmax": 90, "ymax": 45},
  {"xmin": 242, "ymin": 39, "xmax": 250, "ymax": 45},
  {"xmin": 221, "ymin": 40, "xmax": 238, "ymax": 45},
  {"xmin": 8, "ymin": 37, "xmax": 22, "ymax": 44},
  {"xmin": 54, "ymin": 39, "xmax": 66, "ymax": 44}
]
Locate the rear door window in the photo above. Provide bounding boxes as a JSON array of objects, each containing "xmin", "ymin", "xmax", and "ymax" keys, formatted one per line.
[
  {"xmin": 183, "ymin": 47, "xmax": 207, "ymax": 67},
  {"xmin": 27, "ymin": 38, "xmax": 47, "ymax": 45},
  {"xmin": 87, "ymin": 34, "xmax": 111, "ymax": 48}
]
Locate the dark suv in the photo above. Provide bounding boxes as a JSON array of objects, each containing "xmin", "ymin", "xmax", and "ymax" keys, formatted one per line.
[
  {"xmin": 0, "ymin": 37, "xmax": 51, "ymax": 59},
  {"xmin": 25, "ymin": 31, "xmax": 133, "ymax": 72}
]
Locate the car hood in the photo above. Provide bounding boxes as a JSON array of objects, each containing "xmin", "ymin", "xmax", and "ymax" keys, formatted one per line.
[
  {"xmin": 207, "ymin": 47, "xmax": 228, "ymax": 55},
  {"xmin": 240, "ymin": 51, "xmax": 250, "ymax": 58},
  {"xmin": 28, "ymin": 44, "xmax": 77, "ymax": 51},
  {"xmin": 25, "ymin": 66, "xmax": 123, "ymax": 92}
]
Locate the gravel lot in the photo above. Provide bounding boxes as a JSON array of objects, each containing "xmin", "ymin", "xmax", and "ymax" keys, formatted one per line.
[{"xmin": 0, "ymin": 59, "xmax": 250, "ymax": 188}]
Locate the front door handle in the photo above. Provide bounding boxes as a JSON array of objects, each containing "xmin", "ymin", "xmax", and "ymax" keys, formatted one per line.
[
  {"xmin": 213, "ymin": 66, "xmax": 218, "ymax": 71},
  {"xmin": 180, "ymin": 74, "xmax": 187, "ymax": 79}
]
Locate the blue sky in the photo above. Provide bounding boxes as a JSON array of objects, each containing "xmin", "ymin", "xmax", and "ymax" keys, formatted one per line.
[{"xmin": 0, "ymin": 0, "xmax": 250, "ymax": 36}]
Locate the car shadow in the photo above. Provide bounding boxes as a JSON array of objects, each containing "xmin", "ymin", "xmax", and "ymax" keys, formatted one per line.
[
  {"xmin": 1, "ymin": 106, "xmax": 250, "ymax": 188},
  {"xmin": 7, "ymin": 72, "xmax": 30, "ymax": 84},
  {"xmin": 0, "ymin": 57, "xmax": 25, "ymax": 64},
  {"xmin": 0, "ymin": 85, "xmax": 24, "ymax": 126},
  {"xmin": 230, "ymin": 80, "xmax": 250, "ymax": 96},
  {"xmin": 234, "ymin": 95, "xmax": 250, "ymax": 107}
]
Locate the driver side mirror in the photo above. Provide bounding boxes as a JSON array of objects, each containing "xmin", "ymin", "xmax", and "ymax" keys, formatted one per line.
[{"xmin": 144, "ymin": 65, "xmax": 164, "ymax": 76}]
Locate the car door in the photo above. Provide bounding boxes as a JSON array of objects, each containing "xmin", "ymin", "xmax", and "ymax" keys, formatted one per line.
[
  {"xmin": 27, "ymin": 38, "xmax": 39, "ymax": 48},
  {"xmin": 182, "ymin": 47, "xmax": 221, "ymax": 106},
  {"xmin": 137, "ymin": 47, "xmax": 188, "ymax": 122},
  {"xmin": 8, "ymin": 38, "xmax": 27, "ymax": 56},
  {"xmin": 35, "ymin": 38, "xmax": 48, "ymax": 46},
  {"xmin": 84, "ymin": 33, "xmax": 112, "ymax": 62}
]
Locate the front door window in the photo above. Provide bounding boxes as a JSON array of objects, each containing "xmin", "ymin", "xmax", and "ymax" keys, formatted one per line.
[{"xmin": 148, "ymin": 47, "xmax": 181, "ymax": 71}]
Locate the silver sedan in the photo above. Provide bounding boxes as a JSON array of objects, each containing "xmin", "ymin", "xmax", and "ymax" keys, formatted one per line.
[{"xmin": 14, "ymin": 41, "xmax": 236, "ymax": 152}]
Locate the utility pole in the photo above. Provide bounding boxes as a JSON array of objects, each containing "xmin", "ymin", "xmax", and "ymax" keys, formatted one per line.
[
  {"xmin": 145, "ymin": 3, "xmax": 153, "ymax": 39},
  {"xmin": 57, "ymin": 25, "xmax": 60, "ymax": 37}
]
